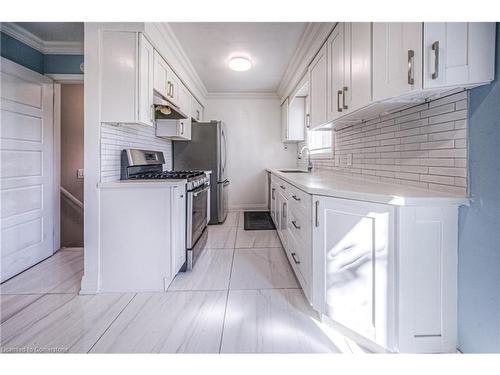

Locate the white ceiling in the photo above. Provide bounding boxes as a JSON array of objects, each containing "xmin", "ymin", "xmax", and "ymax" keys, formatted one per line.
[
  {"xmin": 170, "ymin": 22, "xmax": 307, "ymax": 94},
  {"xmin": 14, "ymin": 22, "xmax": 84, "ymax": 42}
]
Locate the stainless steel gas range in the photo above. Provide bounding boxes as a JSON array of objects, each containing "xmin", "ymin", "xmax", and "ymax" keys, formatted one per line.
[{"xmin": 121, "ymin": 149, "xmax": 209, "ymax": 270}]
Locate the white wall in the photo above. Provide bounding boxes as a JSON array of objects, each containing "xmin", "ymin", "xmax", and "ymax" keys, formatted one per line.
[{"xmin": 205, "ymin": 97, "xmax": 297, "ymax": 210}]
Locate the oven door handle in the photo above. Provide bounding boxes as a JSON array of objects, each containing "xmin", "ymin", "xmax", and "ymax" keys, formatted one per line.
[
  {"xmin": 222, "ymin": 180, "xmax": 230, "ymax": 187},
  {"xmin": 193, "ymin": 185, "xmax": 210, "ymax": 197}
]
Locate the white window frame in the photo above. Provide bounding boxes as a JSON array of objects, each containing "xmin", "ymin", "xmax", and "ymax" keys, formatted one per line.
[{"xmin": 306, "ymin": 126, "xmax": 334, "ymax": 159}]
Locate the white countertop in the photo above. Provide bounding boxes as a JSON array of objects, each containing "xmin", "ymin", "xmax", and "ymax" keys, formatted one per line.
[
  {"xmin": 99, "ymin": 180, "xmax": 186, "ymax": 189},
  {"xmin": 267, "ymin": 168, "xmax": 469, "ymax": 206}
]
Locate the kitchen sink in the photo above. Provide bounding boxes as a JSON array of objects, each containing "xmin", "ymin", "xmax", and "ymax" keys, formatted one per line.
[{"xmin": 279, "ymin": 170, "xmax": 310, "ymax": 173}]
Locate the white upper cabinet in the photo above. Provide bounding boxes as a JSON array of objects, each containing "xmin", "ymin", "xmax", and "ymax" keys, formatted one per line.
[
  {"xmin": 101, "ymin": 31, "xmax": 155, "ymax": 126},
  {"xmin": 373, "ymin": 22, "xmax": 423, "ymax": 102},
  {"xmin": 325, "ymin": 23, "xmax": 372, "ymax": 124},
  {"xmin": 344, "ymin": 23, "xmax": 372, "ymax": 114},
  {"xmin": 308, "ymin": 43, "xmax": 329, "ymax": 129},
  {"xmin": 423, "ymin": 22, "xmax": 496, "ymax": 89},
  {"xmin": 153, "ymin": 50, "xmax": 170, "ymax": 98},
  {"xmin": 191, "ymin": 96, "xmax": 203, "ymax": 122},
  {"xmin": 152, "ymin": 49, "xmax": 184, "ymax": 109},
  {"xmin": 326, "ymin": 23, "xmax": 345, "ymax": 122}
]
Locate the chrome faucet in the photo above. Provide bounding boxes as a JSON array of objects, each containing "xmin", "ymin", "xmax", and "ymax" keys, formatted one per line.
[{"xmin": 298, "ymin": 146, "xmax": 313, "ymax": 172}]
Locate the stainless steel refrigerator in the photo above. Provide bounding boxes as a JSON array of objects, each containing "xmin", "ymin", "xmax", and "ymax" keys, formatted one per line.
[{"xmin": 172, "ymin": 121, "xmax": 229, "ymax": 224}]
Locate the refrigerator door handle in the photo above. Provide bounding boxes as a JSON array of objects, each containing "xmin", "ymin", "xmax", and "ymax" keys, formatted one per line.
[
  {"xmin": 223, "ymin": 180, "xmax": 230, "ymax": 187},
  {"xmin": 221, "ymin": 128, "xmax": 227, "ymax": 174}
]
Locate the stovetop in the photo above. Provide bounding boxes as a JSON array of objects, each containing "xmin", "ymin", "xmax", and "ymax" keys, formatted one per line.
[{"xmin": 128, "ymin": 170, "xmax": 205, "ymax": 180}]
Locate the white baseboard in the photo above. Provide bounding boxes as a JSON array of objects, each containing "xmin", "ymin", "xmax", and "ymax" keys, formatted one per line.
[{"xmin": 229, "ymin": 203, "xmax": 268, "ymax": 211}]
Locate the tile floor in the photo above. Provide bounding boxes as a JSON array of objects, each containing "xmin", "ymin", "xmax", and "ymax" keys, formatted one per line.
[{"xmin": 0, "ymin": 213, "xmax": 363, "ymax": 354}]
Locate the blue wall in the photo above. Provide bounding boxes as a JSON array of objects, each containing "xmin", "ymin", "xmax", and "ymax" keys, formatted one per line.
[
  {"xmin": 1, "ymin": 32, "xmax": 44, "ymax": 73},
  {"xmin": 458, "ymin": 23, "xmax": 500, "ymax": 353},
  {"xmin": 1, "ymin": 31, "xmax": 83, "ymax": 75}
]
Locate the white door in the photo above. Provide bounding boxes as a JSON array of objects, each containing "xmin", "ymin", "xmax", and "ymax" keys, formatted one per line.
[
  {"xmin": 308, "ymin": 43, "xmax": 328, "ymax": 129},
  {"xmin": 312, "ymin": 196, "xmax": 394, "ymax": 345},
  {"xmin": 327, "ymin": 23, "xmax": 345, "ymax": 122},
  {"xmin": 423, "ymin": 22, "xmax": 496, "ymax": 89},
  {"xmin": 373, "ymin": 22, "xmax": 423, "ymax": 101},
  {"xmin": 0, "ymin": 57, "xmax": 54, "ymax": 282}
]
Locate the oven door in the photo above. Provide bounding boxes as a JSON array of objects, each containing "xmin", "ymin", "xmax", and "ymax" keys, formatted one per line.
[{"xmin": 187, "ymin": 184, "xmax": 209, "ymax": 249}]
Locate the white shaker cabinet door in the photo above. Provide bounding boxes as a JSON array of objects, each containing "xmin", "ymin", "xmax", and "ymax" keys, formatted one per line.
[
  {"xmin": 344, "ymin": 22, "xmax": 372, "ymax": 114},
  {"xmin": 423, "ymin": 22, "xmax": 496, "ymax": 89},
  {"xmin": 312, "ymin": 196, "xmax": 394, "ymax": 346},
  {"xmin": 138, "ymin": 34, "xmax": 155, "ymax": 127},
  {"xmin": 373, "ymin": 22, "xmax": 423, "ymax": 101},
  {"xmin": 308, "ymin": 43, "xmax": 328, "ymax": 129},
  {"xmin": 326, "ymin": 23, "xmax": 345, "ymax": 122},
  {"xmin": 153, "ymin": 50, "xmax": 169, "ymax": 98}
]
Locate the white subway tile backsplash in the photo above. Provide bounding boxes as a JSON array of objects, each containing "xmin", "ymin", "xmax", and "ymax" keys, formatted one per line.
[
  {"xmin": 100, "ymin": 123, "xmax": 172, "ymax": 182},
  {"xmin": 298, "ymin": 91, "xmax": 469, "ymax": 196}
]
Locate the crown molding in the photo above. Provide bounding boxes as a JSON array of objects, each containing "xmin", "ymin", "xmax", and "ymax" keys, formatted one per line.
[
  {"xmin": 1, "ymin": 22, "xmax": 83, "ymax": 55},
  {"xmin": 146, "ymin": 23, "xmax": 208, "ymax": 103},
  {"xmin": 277, "ymin": 22, "xmax": 336, "ymax": 100},
  {"xmin": 205, "ymin": 92, "xmax": 279, "ymax": 100}
]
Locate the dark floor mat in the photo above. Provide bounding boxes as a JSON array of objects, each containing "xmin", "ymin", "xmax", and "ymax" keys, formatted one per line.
[{"xmin": 244, "ymin": 211, "xmax": 276, "ymax": 230}]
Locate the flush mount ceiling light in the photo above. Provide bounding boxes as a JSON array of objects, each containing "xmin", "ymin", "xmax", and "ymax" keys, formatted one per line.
[{"xmin": 228, "ymin": 57, "xmax": 252, "ymax": 72}]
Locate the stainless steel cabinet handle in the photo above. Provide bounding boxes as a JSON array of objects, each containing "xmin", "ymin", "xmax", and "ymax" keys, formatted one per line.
[
  {"xmin": 315, "ymin": 200, "xmax": 319, "ymax": 227},
  {"xmin": 180, "ymin": 122, "xmax": 184, "ymax": 135},
  {"xmin": 342, "ymin": 86, "xmax": 348, "ymax": 110},
  {"xmin": 150, "ymin": 104, "xmax": 155, "ymax": 124},
  {"xmin": 306, "ymin": 114, "xmax": 310, "ymax": 129},
  {"xmin": 167, "ymin": 81, "xmax": 172, "ymax": 97},
  {"xmin": 282, "ymin": 202, "xmax": 287, "ymax": 219},
  {"xmin": 291, "ymin": 252, "xmax": 300, "ymax": 264},
  {"xmin": 280, "ymin": 185, "xmax": 285, "ymax": 190},
  {"xmin": 337, "ymin": 90, "xmax": 343, "ymax": 112},
  {"xmin": 432, "ymin": 41, "xmax": 439, "ymax": 80},
  {"xmin": 292, "ymin": 195, "xmax": 301, "ymax": 201},
  {"xmin": 272, "ymin": 188, "xmax": 275, "ymax": 200},
  {"xmin": 407, "ymin": 50, "xmax": 415, "ymax": 85},
  {"xmin": 196, "ymin": 110, "xmax": 200, "ymax": 121},
  {"xmin": 291, "ymin": 220, "xmax": 301, "ymax": 230}
]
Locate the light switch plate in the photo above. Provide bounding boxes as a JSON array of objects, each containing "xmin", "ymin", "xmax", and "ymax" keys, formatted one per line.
[{"xmin": 77, "ymin": 169, "xmax": 84, "ymax": 179}]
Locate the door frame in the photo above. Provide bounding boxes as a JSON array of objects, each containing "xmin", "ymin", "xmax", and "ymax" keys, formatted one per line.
[{"xmin": 51, "ymin": 74, "xmax": 84, "ymax": 251}]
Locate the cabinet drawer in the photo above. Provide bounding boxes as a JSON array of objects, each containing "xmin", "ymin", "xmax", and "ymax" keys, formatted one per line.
[
  {"xmin": 288, "ymin": 184, "xmax": 311, "ymax": 216},
  {"xmin": 287, "ymin": 204, "xmax": 312, "ymax": 247},
  {"xmin": 287, "ymin": 230, "xmax": 312, "ymax": 300}
]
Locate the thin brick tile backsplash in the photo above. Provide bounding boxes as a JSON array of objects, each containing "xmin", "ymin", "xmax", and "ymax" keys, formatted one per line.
[
  {"xmin": 298, "ymin": 90, "xmax": 469, "ymax": 195},
  {"xmin": 100, "ymin": 123, "xmax": 172, "ymax": 182}
]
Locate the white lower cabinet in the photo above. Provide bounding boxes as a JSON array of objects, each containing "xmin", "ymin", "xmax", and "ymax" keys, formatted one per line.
[
  {"xmin": 269, "ymin": 173, "xmax": 458, "ymax": 353},
  {"xmin": 99, "ymin": 183, "xmax": 186, "ymax": 292},
  {"xmin": 312, "ymin": 196, "xmax": 394, "ymax": 348}
]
